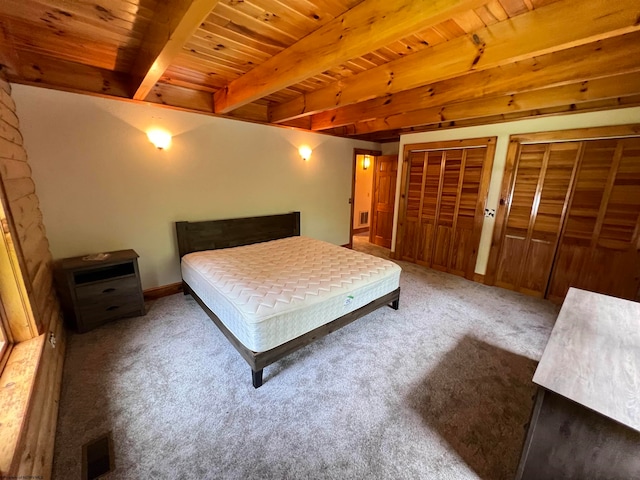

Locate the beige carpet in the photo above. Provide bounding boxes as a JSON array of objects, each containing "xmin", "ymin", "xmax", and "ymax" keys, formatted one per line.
[
  {"xmin": 52, "ymin": 238, "xmax": 558, "ymax": 479},
  {"xmin": 352, "ymin": 233, "xmax": 391, "ymax": 259}
]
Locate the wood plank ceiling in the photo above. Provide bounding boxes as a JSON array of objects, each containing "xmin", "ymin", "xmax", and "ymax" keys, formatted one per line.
[{"xmin": 0, "ymin": 0, "xmax": 638, "ymax": 142}]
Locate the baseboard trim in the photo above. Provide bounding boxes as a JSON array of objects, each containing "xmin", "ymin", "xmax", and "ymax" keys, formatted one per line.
[
  {"xmin": 473, "ymin": 273, "xmax": 486, "ymax": 284},
  {"xmin": 353, "ymin": 227, "xmax": 369, "ymax": 235},
  {"xmin": 143, "ymin": 282, "xmax": 183, "ymax": 301}
]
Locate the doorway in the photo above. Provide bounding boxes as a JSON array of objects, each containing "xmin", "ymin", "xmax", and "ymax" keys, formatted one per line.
[{"xmin": 350, "ymin": 148, "xmax": 398, "ymax": 257}]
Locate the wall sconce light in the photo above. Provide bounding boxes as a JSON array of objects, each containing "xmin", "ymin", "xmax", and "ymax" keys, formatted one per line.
[
  {"xmin": 147, "ymin": 129, "xmax": 172, "ymax": 150},
  {"xmin": 363, "ymin": 155, "xmax": 371, "ymax": 170},
  {"xmin": 299, "ymin": 145, "xmax": 312, "ymax": 161}
]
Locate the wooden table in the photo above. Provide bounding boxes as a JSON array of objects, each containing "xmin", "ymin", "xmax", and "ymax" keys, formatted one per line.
[{"xmin": 515, "ymin": 287, "xmax": 640, "ymax": 479}]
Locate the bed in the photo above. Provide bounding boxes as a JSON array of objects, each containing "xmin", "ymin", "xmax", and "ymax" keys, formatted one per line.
[{"xmin": 176, "ymin": 212, "xmax": 401, "ymax": 388}]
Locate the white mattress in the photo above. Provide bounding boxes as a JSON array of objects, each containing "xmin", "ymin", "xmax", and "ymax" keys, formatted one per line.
[{"xmin": 181, "ymin": 236, "xmax": 401, "ymax": 352}]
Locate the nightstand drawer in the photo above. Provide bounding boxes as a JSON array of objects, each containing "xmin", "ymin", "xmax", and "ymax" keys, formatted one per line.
[
  {"xmin": 77, "ymin": 293, "xmax": 144, "ymax": 327},
  {"xmin": 75, "ymin": 276, "xmax": 140, "ymax": 305}
]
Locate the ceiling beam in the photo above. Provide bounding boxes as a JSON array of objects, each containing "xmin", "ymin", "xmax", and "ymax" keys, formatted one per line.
[
  {"xmin": 348, "ymin": 71, "xmax": 640, "ymax": 135},
  {"xmin": 334, "ymin": 95, "xmax": 640, "ymax": 142},
  {"xmin": 212, "ymin": 0, "xmax": 488, "ymax": 114},
  {"xmin": 2, "ymin": 49, "xmax": 131, "ymax": 99},
  {"xmin": 270, "ymin": 0, "xmax": 640, "ymax": 123},
  {"xmin": 311, "ymin": 32, "xmax": 640, "ymax": 131},
  {"xmin": 0, "ymin": 21, "xmax": 21, "ymax": 78},
  {"xmin": 144, "ymin": 83, "xmax": 214, "ymax": 114},
  {"xmin": 1, "ymin": 48, "xmax": 219, "ymax": 120},
  {"xmin": 130, "ymin": 0, "xmax": 219, "ymax": 101},
  {"xmin": 143, "ymin": 85, "xmax": 275, "ymax": 123},
  {"xmin": 224, "ymin": 102, "xmax": 269, "ymax": 123}
]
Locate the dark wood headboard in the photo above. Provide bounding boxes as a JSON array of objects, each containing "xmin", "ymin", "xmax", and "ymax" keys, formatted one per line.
[{"xmin": 175, "ymin": 212, "xmax": 301, "ymax": 258}]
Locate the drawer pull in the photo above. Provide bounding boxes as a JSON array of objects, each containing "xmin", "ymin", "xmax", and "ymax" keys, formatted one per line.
[
  {"xmin": 106, "ymin": 305, "xmax": 120, "ymax": 311},
  {"xmin": 102, "ymin": 288, "xmax": 117, "ymax": 293}
]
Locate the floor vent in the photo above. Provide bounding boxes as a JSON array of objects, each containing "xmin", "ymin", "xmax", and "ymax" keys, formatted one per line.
[
  {"xmin": 82, "ymin": 432, "xmax": 114, "ymax": 480},
  {"xmin": 359, "ymin": 211, "xmax": 369, "ymax": 225}
]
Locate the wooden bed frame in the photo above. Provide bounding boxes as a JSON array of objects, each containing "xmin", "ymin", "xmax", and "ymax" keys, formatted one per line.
[{"xmin": 175, "ymin": 212, "xmax": 400, "ymax": 388}]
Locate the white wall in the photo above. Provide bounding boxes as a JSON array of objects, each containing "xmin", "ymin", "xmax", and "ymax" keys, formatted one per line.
[
  {"xmin": 395, "ymin": 107, "xmax": 640, "ymax": 275},
  {"xmin": 13, "ymin": 85, "xmax": 379, "ymax": 289},
  {"xmin": 381, "ymin": 142, "xmax": 399, "ymax": 155}
]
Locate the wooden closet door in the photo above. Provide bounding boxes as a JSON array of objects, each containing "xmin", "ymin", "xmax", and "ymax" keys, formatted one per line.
[
  {"xmin": 430, "ymin": 149, "xmax": 461, "ymax": 271},
  {"xmin": 430, "ymin": 148, "xmax": 490, "ymax": 278},
  {"xmin": 547, "ymin": 137, "xmax": 640, "ymax": 301},
  {"xmin": 397, "ymin": 138, "xmax": 495, "ymax": 280},
  {"xmin": 397, "ymin": 151, "xmax": 425, "ymax": 261},
  {"xmin": 494, "ymin": 142, "xmax": 579, "ymax": 296},
  {"xmin": 450, "ymin": 147, "xmax": 490, "ymax": 278},
  {"xmin": 415, "ymin": 150, "xmax": 443, "ymax": 267}
]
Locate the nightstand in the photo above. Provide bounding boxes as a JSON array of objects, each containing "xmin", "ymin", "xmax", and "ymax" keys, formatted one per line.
[{"xmin": 55, "ymin": 249, "xmax": 146, "ymax": 333}]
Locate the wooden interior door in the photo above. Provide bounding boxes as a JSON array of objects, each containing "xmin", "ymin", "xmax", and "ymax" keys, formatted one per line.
[
  {"xmin": 493, "ymin": 142, "xmax": 580, "ymax": 297},
  {"xmin": 369, "ymin": 155, "xmax": 397, "ymax": 248},
  {"xmin": 396, "ymin": 138, "xmax": 495, "ymax": 280},
  {"xmin": 547, "ymin": 137, "xmax": 640, "ymax": 302}
]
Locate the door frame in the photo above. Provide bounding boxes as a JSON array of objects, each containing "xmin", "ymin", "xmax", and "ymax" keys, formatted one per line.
[{"xmin": 349, "ymin": 148, "xmax": 381, "ymax": 249}]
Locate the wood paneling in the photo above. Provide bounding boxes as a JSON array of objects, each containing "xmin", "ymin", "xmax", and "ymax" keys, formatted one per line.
[
  {"xmin": 349, "ymin": 71, "xmax": 640, "ymax": 135},
  {"xmin": 338, "ymin": 95, "xmax": 640, "ymax": 143},
  {"xmin": 0, "ymin": 50, "xmax": 132, "ymax": 100},
  {"xmin": 310, "ymin": 31, "xmax": 640, "ymax": 131},
  {"xmin": 0, "ymin": 75, "xmax": 65, "ymax": 480},
  {"xmin": 131, "ymin": 0, "xmax": 220, "ymax": 100},
  {"xmin": 397, "ymin": 137, "xmax": 495, "ymax": 279},
  {"xmin": 270, "ymin": 0, "xmax": 640, "ymax": 123},
  {"xmin": 0, "ymin": 0, "xmax": 158, "ymax": 73},
  {"xmin": 214, "ymin": 0, "xmax": 488, "ymax": 113},
  {"xmin": 11, "ymin": 315, "xmax": 65, "ymax": 477}
]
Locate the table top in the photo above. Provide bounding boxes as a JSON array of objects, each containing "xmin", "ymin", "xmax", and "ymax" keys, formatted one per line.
[
  {"xmin": 533, "ymin": 288, "xmax": 640, "ymax": 432},
  {"xmin": 59, "ymin": 249, "xmax": 139, "ymax": 271}
]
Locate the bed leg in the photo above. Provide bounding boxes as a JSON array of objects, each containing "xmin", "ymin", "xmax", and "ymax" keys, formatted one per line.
[
  {"xmin": 182, "ymin": 281, "xmax": 191, "ymax": 296},
  {"xmin": 390, "ymin": 297, "xmax": 399, "ymax": 310},
  {"xmin": 252, "ymin": 369, "xmax": 264, "ymax": 388}
]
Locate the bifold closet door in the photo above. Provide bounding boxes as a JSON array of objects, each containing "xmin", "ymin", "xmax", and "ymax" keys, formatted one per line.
[
  {"xmin": 397, "ymin": 150, "xmax": 427, "ymax": 262},
  {"xmin": 547, "ymin": 137, "xmax": 640, "ymax": 302},
  {"xmin": 493, "ymin": 143, "xmax": 579, "ymax": 297},
  {"xmin": 397, "ymin": 140, "xmax": 494, "ymax": 280},
  {"xmin": 430, "ymin": 147, "xmax": 488, "ymax": 277},
  {"xmin": 414, "ymin": 150, "xmax": 443, "ymax": 268}
]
